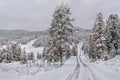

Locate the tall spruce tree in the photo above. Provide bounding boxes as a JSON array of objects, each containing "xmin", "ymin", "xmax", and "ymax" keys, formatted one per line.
[
  {"xmin": 91, "ymin": 12, "xmax": 105, "ymax": 59},
  {"xmin": 88, "ymin": 35, "xmax": 95, "ymax": 58},
  {"xmin": 106, "ymin": 14, "xmax": 120, "ymax": 57},
  {"xmin": 43, "ymin": 3, "xmax": 73, "ymax": 65}
]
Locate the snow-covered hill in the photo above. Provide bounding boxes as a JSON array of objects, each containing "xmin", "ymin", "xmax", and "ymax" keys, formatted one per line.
[
  {"xmin": 0, "ymin": 27, "xmax": 91, "ymax": 47},
  {"xmin": 0, "ymin": 29, "xmax": 48, "ymax": 45},
  {"xmin": 20, "ymin": 39, "xmax": 43, "ymax": 59}
]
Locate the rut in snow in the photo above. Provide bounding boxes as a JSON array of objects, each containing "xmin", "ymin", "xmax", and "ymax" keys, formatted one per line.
[
  {"xmin": 66, "ymin": 42, "xmax": 96, "ymax": 80},
  {"xmin": 79, "ymin": 56, "xmax": 96, "ymax": 80}
]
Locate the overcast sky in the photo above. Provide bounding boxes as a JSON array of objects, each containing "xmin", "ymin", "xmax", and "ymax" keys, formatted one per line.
[{"xmin": 0, "ymin": 0, "xmax": 120, "ymax": 31}]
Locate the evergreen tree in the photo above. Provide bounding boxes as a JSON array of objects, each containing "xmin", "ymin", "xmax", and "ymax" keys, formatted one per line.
[
  {"xmin": 27, "ymin": 52, "xmax": 34, "ymax": 60},
  {"xmin": 37, "ymin": 52, "xmax": 42, "ymax": 60},
  {"xmin": 3, "ymin": 42, "xmax": 22, "ymax": 62},
  {"xmin": 88, "ymin": 35, "xmax": 95, "ymax": 58},
  {"xmin": 72, "ymin": 44, "xmax": 77, "ymax": 56},
  {"xmin": 0, "ymin": 50, "xmax": 4, "ymax": 62},
  {"xmin": 89, "ymin": 12, "xmax": 105, "ymax": 59},
  {"xmin": 20, "ymin": 49, "xmax": 27, "ymax": 64},
  {"xmin": 5, "ymin": 46, "xmax": 12, "ymax": 63},
  {"xmin": 106, "ymin": 14, "xmax": 120, "ymax": 57},
  {"xmin": 11, "ymin": 43, "xmax": 22, "ymax": 61},
  {"xmin": 43, "ymin": 3, "xmax": 73, "ymax": 65}
]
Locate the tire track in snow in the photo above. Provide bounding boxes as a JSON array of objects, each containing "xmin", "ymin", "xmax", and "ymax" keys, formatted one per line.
[
  {"xmin": 79, "ymin": 56, "xmax": 96, "ymax": 80},
  {"xmin": 78, "ymin": 42, "xmax": 96, "ymax": 80},
  {"xmin": 66, "ymin": 44, "xmax": 80, "ymax": 80},
  {"xmin": 66, "ymin": 42, "xmax": 96, "ymax": 80},
  {"xmin": 66, "ymin": 55, "xmax": 80, "ymax": 80}
]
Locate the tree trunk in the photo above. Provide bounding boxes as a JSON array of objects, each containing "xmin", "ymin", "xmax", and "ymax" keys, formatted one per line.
[{"xmin": 59, "ymin": 46, "xmax": 63, "ymax": 66}]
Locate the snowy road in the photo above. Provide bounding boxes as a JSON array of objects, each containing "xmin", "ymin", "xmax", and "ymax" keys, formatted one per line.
[
  {"xmin": 76, "ymin": 42, "xmax": 120, "ymax": 80},
  {"xmin": 66, "ymin": 62, "xmax": 80, "ymax": 80},
  {"xmin": 77, "ymin": 42, "xmax": 96, "ymax": 80},
  {"xmin": 66, "ymin": 42, "xmax": 95, "ymax": 80}
]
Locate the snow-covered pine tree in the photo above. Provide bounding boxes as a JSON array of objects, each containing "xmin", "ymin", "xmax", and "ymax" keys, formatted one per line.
[
  {"xmin": 0, "ymin": 50, "xmax": 4, "ymax": 62},
  {"xmin": 88, "ymin": 35, "xmax": 95, "ymax": 58},
  {"xmin": 37, "ymin": 52, "xmax": 42, "ymax": 60},
  {"xmin": 20, "ymin": 54, "xmax": 27, "ymax": 64},
  {"xmin": 27, "ymin": 52, "xmax": 34, "ymax": 60},
  {"xmin": 72, "ymin": 44, "xmax": 77, "ymax": 56},
  {"xmin": 11, "ymin": 43, "xmax": 22, "ymax": 61},
  {"xmin": 20, "ymin": 49, "xmax": 27, "ymax": 64},
  {"xmin": 91, "ymin": 12, "xmax": 105, "ymax": 59},
  {"xmin": 3, "ymin": 42, "xmax": 22, "ymax": 62},
  {"xmin": 0, "ymin": 52, "xmax": 2, "ymax": 63},
  {"xmin": 106, "ymin": 14, "xmax": 120, "ymax": 57},
  {"xmin": 4, "ymin": 45, "xmax": 12, "ymax": 63},
  {"xmin": 43, "ymin": 3, "xmax": 73, "ymax": 66}
]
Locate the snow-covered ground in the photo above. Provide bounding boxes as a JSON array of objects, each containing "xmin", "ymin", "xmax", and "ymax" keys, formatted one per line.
[
  {"xmin": 0, "ymin": 56, "xmax": 77, "ymax": 80},
  {"xmin": 0, "ymin": 41, "xmax": 120, "ymax": 80},
  {"xmin": 77, "ymin": 42, "xmax": 120, "ymax": 80},
  {"xmin": 20, "ymin": 39, "xmax": 43, "ymax": 54},
  {"xmin": 20, "ymin": 39, "xmax": 43, "ymax": 59},
  {"xmin": 0, "ymin": 39, "xmax": 77, "ymax": 80}
]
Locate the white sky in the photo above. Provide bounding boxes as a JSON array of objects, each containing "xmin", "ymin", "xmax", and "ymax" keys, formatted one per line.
[{"xmin": 0, "ymin": 0, "xmax": 120, "ymax": 31}]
